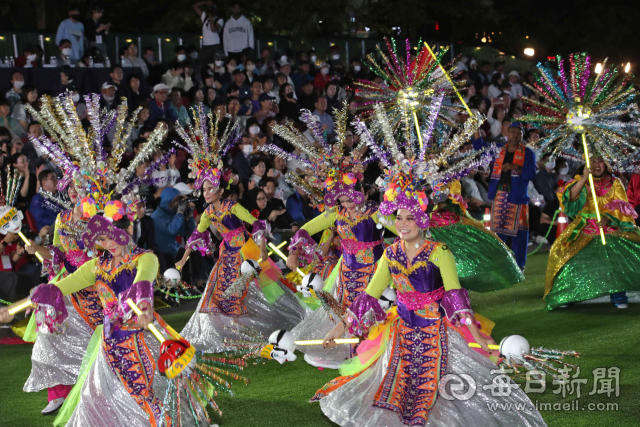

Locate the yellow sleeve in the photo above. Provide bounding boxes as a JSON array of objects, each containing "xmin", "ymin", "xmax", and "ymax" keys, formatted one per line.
[
  {"xmin": 54, "ymin": 258, "xmax": 98, "ymax": 295},
  {"xmin": 429, "ymin": 244, "xmax": 461, "ymax": 291},
  {"xmin": 372, "ymin": 211, "xmax": 397, "ymax": 235},
  {"xmin": 364, "ymin": 254, "xmax": 392, "ymax": 299},
  {"xmin": 231, "ymin": 203, "xmax": 258, "ymax": 225},
  {"xmin": 133, "ymin": 253, "xmax": 159, "ymax": 283},
  {"xmin": 196, "ymin": 210, "xmax": 213, "ymax": 233},
  {"xmin": 301, "ymin": 210, "xmax": 337, "ymax": 236},
  {"xmin": 53, "ymin": 214, "xmax": 62, "ymax": 248}
]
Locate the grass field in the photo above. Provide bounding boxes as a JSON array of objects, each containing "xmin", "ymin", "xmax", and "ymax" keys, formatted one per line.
[{"xmin": 1, "ymin": 252, "xmax": 639, "ymax": 426}]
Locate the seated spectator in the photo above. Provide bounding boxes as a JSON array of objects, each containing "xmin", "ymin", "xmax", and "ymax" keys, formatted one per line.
[
  {"xmin": 225, "ymin": 69, "xmax": 251, "ymax": 101},
  {"xmin": 0, "ymin": 233, "xmax": 29, "ymax": 273},
  {"xmin": 278, "ymin": 84, "xmax": 298, "ymax": 121},
  {"xmin": 13, "ymin": 85, "xmax": 39, "ymax": 135},
  {"xmin": 324, "ymin": 81, "xmax": 341, "ymax": 117},
  {"xmin": 169, "ymin": 88, "xmax": 189, "ymax": 127},
  {"xmin": 488, "ymin": 73, "xmax": 503, "ymax": 99},
  {"xmin": 143, "ymin": 47, "xmax": 163, "ymax": 86},
  {"xmin": 30, "ymin": 170, "xmax": 61, "ymax": 231},
  {"xmin": 148, "ymin": 83, "xmax": 178, "ymax": 126},
  {"xmin": 486, "ymin": 98, "xmax": 506, "ymax": 139},
  {"xmin": 534, "ymin": 154, "xmax": 559, "ymax": 203},
  {"xmin": 254, "ymin": 93, "xmax": 276, "ymax": 124},
  {"xmin": 108, "ymin": 65, "xmax": 125, "ymax": 92},
  {"xmin": 121, "ymin": 41, "xmax": 149, "ymax": 79},
  {"xmin": 99, "ymin": 82, "xmax": 118, "ymax": 111},
  {"xmin": 204, "ymin": 86, "xmax": 217, "ymax": 110},
  {"xmin": 51, "ymin": 66, "xmax": 74, "ymax": 97},
  {"xmin": 508, "ymin": 70, "xmax": 523, "ymax": 99},
  {"xmin": 232, "ymin": 134, "xmax": 253, "ymax": 181},
  {"xmin": 461, "ymin": 169, "xmax": 490, "ymax": 220},
  {"xmin": 162, "ymin": 63, "xmax": 195, "ymax": 92},
  {"xmin": 260, "ymin": 177, "xmax": 296, "ymax": 230},
  {"xmin": 298, "ymin": 80, "xmax": 315, "ymax": 112},
  {"xmin": 56, "ymin": 39, "xmax": 74, "ymax": 65},
  {"xmin": 249, "ymin": 79, "xmax": 262, "ymax": 113},
  {"xmin": 286, "ymin": 185, "xmax": 319, "ymax": 225},
  {"xmin": 0, "ymin": 97, "xmax": 24, "ymax": 137},
  {"xmin": 244, "ymin": 58, "xmax": 258, "ymax": 83},
  {"xmin": 126, "ymin": 73, "xmax": 145, "ymax": 111},
  {"xmin": 151, "ymin": 187, "xmax": 197, "ymax": 272},
  {"xmin": 151, "ymin": 149, "xmax": 180, "ymax": 187},
  {"xmin": 268, "ymin": 155, "xmax": 293, "ymax": 201},
  {"xmin": 186, "ymin": 86, "xmax": 209, "ymax": 119},
  {"xmin": 291, "ymin": 60, "xmax": 314, "ymax": 94},
  {"xmin": 14, "ymin": 43, "xmax": 39, "ymax": 68},
  {"xmin": 166, "ymin": 45, "xmax": 189, "ymax": 71},
  {"xmin": 313, "ymin": 63, "xmax": 331, "ymax": 94},
  {"xmin": 262, "ymin": 76, "xmax": 279, "ymax": 101},
  {"xmin": 131, "ymin": 199, "xmax": 156, "ymax": 251},
  {"xmin": 312, "ymin": 95, "xmax": 334, "ymax": 139},
  {"xmin": 491, "ymin": 118, "xmax": 510, "ymax": 145},
  {"xmin": 5, "ymin": 72, "xmax": 25, "ymax": 113},
  {"xmin": 9, "ymin": 153, "xmax": 37, "ymax": 209}
]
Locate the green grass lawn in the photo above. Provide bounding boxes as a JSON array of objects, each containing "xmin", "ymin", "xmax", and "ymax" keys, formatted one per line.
[{"xmin": 1, "ymin": 252, "xmax": 639, "ymax": 426}]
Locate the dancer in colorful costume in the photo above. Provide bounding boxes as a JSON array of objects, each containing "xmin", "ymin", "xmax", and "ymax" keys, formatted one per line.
[
  {"xmin": 514, "ymin": 53, "xmax": 640, "ymax": 309},
  {"xmin": 17, "ymin": 93, "xmax": 166, "ymax": 416},
  {"xmin": 311, "ymin": 152, "xmax": 547, "ymax": 427},
  {"xmin": 429, "ymin": 180, "xmax": 524, "ymax": 292},
  {"xmin": 544, "ymin": 158, "xmax": 640, "ymax": 309},
  {"xmin": 258, "ymin": 107, "xmax": 396, "ymax": 369},
  {"xmin": 176, "ymin": 108, "xmax": 308, "ymax": 353}
]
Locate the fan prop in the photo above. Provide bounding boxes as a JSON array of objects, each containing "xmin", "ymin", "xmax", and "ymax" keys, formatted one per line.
[{"xmin": 125, "ymin": 299, "xmax": 248, "ymax": 425}]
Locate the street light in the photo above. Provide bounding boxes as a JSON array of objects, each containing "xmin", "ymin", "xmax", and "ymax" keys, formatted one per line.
[
  {"xmin": 524, "ymin": 48, "xmax": 534, "ymax": 57},
  {"xmin": 595, "ymin": 63, "xmax": 603, "ymax": 74},
  {"xmin": 625, "ymin": 62, "xmax": 631, "ymax": 73},
  {"xmin": 481, "ymin": 37, "xmax": 487, "ymax": 43}
]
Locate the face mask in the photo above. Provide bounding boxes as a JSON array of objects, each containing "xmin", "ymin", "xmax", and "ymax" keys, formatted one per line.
[
  {"xmin": 242, "ymin": 145, "xmax": 253, "ymax": 156},
  {"xmin": 545, "ymin": 160, "xmax": 556, "ymax": 170},
  {"xmin": 559, "ymin": 167, "xmax": 569, "ymax": 175},
  {"xmin": 310, "ymin": 55, "xmax": 317, "ymax": 62},
  {"xmin": 190, "ymin": 52, "xmax": 198, "ymax": 59},
  {"xmin": 13, "ymin": 81, "xmax": 24, "ymax": 89},
  {"xmin": 353, "ymin": 65, "xmax": 361, "ymax": 72},
  {"xmin": 72, "ymin": 93, "xmax": 80, "ymax": 103},
  {"xmin": 104, "ymin": 95, "xmax": 115, "ymax": 102},
  {"xmin": 249, "ymin": 126, "xmax": 260, "ymax": 135},
  {"xmin": 215, "ymin": 60, "xmax": 224, "ymax": 67},
  {"xmin": 177, "ymin": 54, "xmax": 186, "ymax": 62},
  {"xmin": 26, "ymin": 54, "xmax": 37, "ymax": 61},
  {"xmin": 286, "ymin": 92, "xmax": 294, "ymax": 99},
  {"xmin": 62, "ymin": 48, "xmax": 72, "ymax": 56},
  {"xmin": 321, "ymin": 67, "xmax": 330, "ymax": 75},
  {"xmin": 332, "ymin": 54, "xmax": 340, "ymax": 60},
  {"xmin": 246, "ymin": 64, "xmax": 256, "ymax": 71}
]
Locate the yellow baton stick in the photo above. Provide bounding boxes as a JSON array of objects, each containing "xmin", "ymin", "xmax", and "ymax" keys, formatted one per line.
[
  {"xmin": 581, "ymin": 134, "xmax": 606, "ymax": 245},
  {"xmin": 295, "ymin": 338, "xmax": 360, "ymax": 346},
  {"xmin": 125, "ymin": 298, "xmax": 165, "ymax": 343},
  {"xmin": 18, "ymin": 231, "xmax": 43, "ymax": 262},
  {"xmin": 423, "ymin": 42, "xmax": 473, "ymax": 116}
]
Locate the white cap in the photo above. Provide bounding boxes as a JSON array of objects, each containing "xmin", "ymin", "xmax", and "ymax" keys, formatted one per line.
[
  {"xmin": 508, "ymin": 70, "xmax": 520, "ymax": 77},
  {"xmin": 173, "ymin": 182, "xmax": 193, "ymax": 195},
  {"xmin": 151, "ymin": 83, "xmax": 172, "ymax": 95},
  {"xmin": 101, "ymin": 82, "xmax": 116, "ymax": 90},
  {"xmin": 319, "ymin": 62, "xmax": 330, "ymax": 69}
]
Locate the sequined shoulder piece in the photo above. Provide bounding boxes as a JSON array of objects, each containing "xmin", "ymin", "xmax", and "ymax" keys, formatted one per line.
[
  {"xmin": 337, "ymin": 200, "xmax": 380, "ymax": 227},
  {"xmin": 386, "ymin": 239, "xmax": 440, "ymax": 276},
  {"xmin": 205, "ymin": 199, "xmax": 237, "ymax": 221},
  {"xmin": 96, "ymin": 246, "xmax": 150, "ymax": 282}
]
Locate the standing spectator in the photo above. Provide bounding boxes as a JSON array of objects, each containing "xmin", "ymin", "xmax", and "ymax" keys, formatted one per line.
[
  {"xmin": 84, "ymin": 4, "xmax": 110, "ymax": 56},
  {"xmin": 508, "ymin": 70, "xmax": 523, "ymax": 99},
  {"xmin": 473, "ymin": 122, "xmax": 536, "ymax": 270},
  {"xmin": 56, "ymin": 39, "xmax": 74, "ymax": 65},
  {"xmin": 313, "ymin": 63, "xmax": 331, "ymax": 93},
  {"xmin": 312, "ymin": 96, "xmax": 334, "ymax": 139},
  {"xmin": 14, "ymin": 43, "xmax": 39, "ymax": 68},
  {"xmin": 55, "ymin": 4, "xmax": 84, "ymax": 64},
  {"xmin": 121, "ymin": 42, "xmax": 149, "ymax": 79},
  {"xmin": 30, "ymin": 171, "xmax": 61, "ymax": 232},
  {"xmin": 222, "ymin": 1, "xmax": 254, "ymax": 61},
  {"xmin": 148, "ymin": 83, "xmax": 178, "ymax": 126},
  {"xmin": 195, "ymin": 1, "xmax": 224, "ymax": 64},
  {"xmin": 5, "ymin": 72, "xmax": 24, "ymax": 113}
]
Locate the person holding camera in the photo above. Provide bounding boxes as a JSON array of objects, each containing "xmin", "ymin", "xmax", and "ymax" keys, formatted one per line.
[{"xmin": 151, "ymin": 187, "xmax": 197, "ymax": 276}]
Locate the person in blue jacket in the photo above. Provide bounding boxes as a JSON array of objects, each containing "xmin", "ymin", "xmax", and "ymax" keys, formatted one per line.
[
  {"xmin": 472, "ymin": 122, "xmax": 536, "ymax": 270},
  {"xmin": 151, "ymin": 187, "xmax": 197, "ymax": 271}
]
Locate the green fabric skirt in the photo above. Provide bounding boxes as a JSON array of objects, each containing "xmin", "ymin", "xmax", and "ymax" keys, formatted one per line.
[
  {"xmin": 545, "ymin": 236, "xmax": 640, "ymax": 310},
  {"xmin": 430, "ymin": 222, "xmax": 524, "ymax": 292}
]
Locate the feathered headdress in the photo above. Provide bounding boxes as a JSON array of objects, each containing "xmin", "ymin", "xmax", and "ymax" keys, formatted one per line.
[
  {"xmin": 174, "ymin": 106, "xmax": 242, "ymax": 191},
  {"xmin": 518, "ymin": 53, "xmax": 639, "ymax": 167},
  {"xmin": 26, "ymin": 93, "xmax": 167, "ymax": 218},
  {"xmin": 259, "ymin": 105, "xmax": 368, "ymax": 207}
]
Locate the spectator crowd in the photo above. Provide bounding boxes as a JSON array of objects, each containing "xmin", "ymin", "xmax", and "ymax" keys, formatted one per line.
[{"xmin": 2, "ymin": 0, "xmax": 639, "ymax": 302}]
